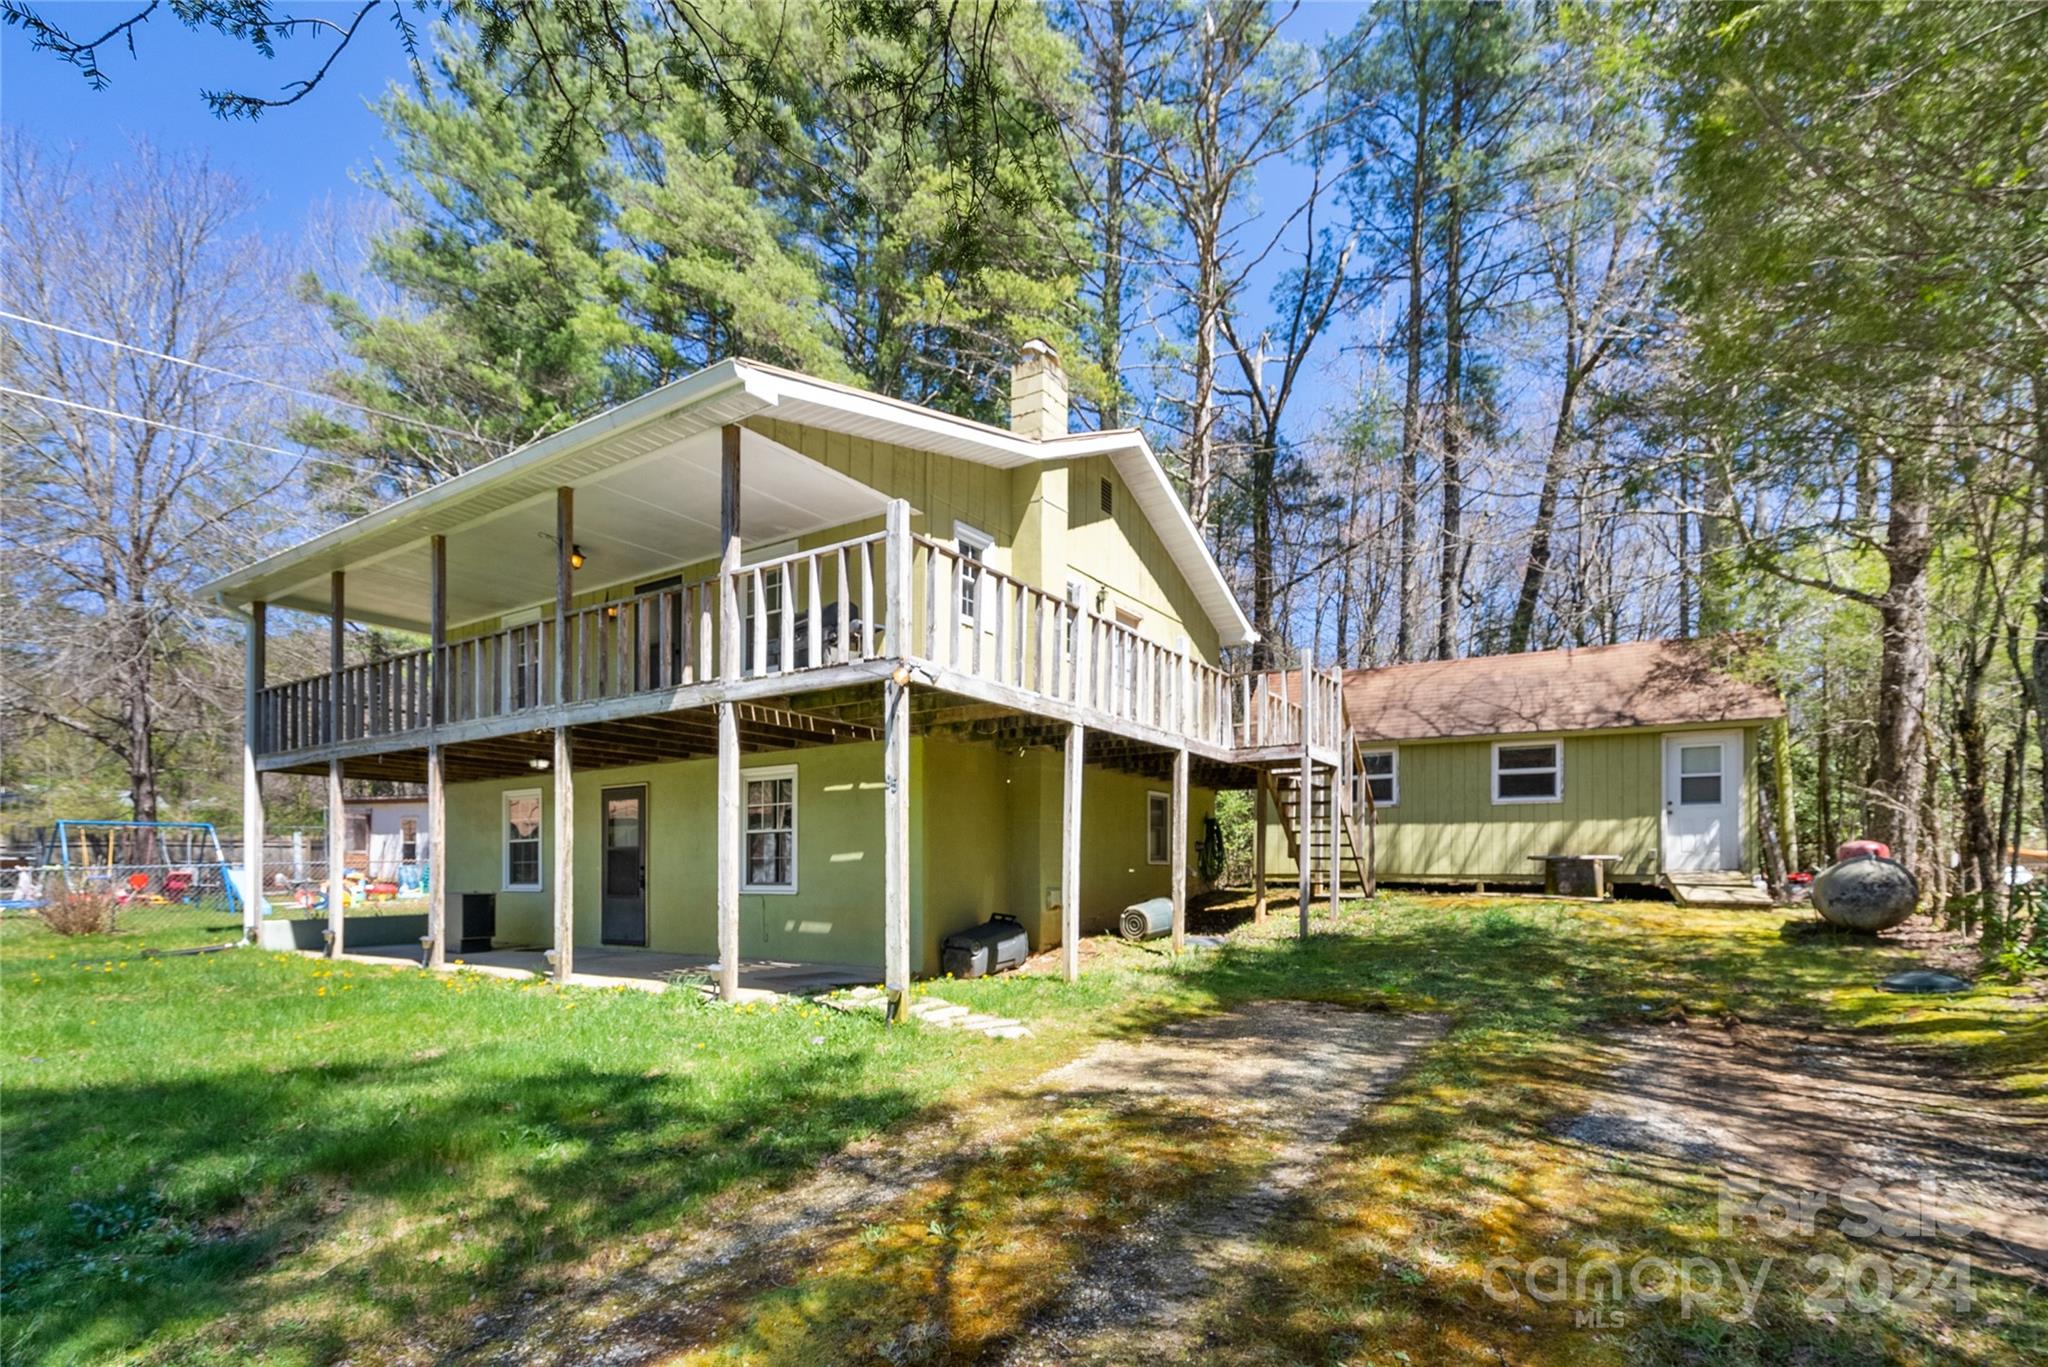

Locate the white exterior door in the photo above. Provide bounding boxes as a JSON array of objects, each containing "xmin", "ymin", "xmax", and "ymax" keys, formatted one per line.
[{"xmin": 1662, "ymin": 732, "xmax": 1740, "ymax": 871}]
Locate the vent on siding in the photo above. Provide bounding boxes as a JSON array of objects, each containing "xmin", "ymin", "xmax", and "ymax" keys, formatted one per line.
[{"xmin": 1099, "ymin": 477, "xmax": 1114, "ymax": 516}]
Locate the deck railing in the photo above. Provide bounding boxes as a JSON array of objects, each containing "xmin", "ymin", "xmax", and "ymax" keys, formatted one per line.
[{"xmin": 253, "ymin": 511, "xmax": 1341, "ymax": 760}]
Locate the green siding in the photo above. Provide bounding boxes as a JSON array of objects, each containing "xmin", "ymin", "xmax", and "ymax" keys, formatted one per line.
[
  {"xmin": 441, "ymin": 740, "xmax": 1215, "ymax": 974},
  {"xmin": 1262, "ymin": 724, "xmax": 1763, "ymax": 883},
  {"xmin": 448, "ymin": 422, "xmax": 1227, "ymax": 668}
]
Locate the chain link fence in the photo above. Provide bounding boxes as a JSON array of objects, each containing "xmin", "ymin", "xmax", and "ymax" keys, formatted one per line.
[{"xmin": 2, "ymin": 823, "xmax": 433, "ymax": 938}]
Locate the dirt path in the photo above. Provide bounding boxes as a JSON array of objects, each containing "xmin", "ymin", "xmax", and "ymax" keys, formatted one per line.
[
  {"xmin": 989, "ymin": 1002, "xmax": 1446, "ymax": 1365},
  {"xmin": 450, "ymin": 1002, "xmax": 1443, "ymax": 1366},
  {"xmin": 1558, "ymin": 1020, "xmax": 2048, "ymax": 1281}
]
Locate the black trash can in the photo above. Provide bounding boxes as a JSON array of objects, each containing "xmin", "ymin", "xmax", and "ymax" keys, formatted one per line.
[
  {"xmin": 457, "ymin": 892, "xmax": 496, "ymax": 954},
  {"xmin": 940, "ymin": 914, "xmax": 1031, "ymax": 979}
]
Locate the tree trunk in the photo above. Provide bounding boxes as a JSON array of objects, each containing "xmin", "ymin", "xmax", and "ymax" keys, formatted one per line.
[
  {"xmin": 1510, "ymin": 367, "xmax": 1581, "ymax": 651},
  {"xmin": 1395, "ymin": 85, "xmax": 1430, "ymax": 664},
  {"xmin": 1435, "ymin": 82, "xmax": 1467, "ymax": 662},
  {"xmin": 1868, "ymin": 441, "xmax": 1936, "ymax": 887},
  {"xmin": 1096, "ymin": 0, "xmax": 1130, "ymax": 429}
]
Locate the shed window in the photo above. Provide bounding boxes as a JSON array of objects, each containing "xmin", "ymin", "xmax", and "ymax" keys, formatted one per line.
[
  {"xmin": 1147, "ymin": 791, "xmax": 1170, "ymax": 864},
  {"xmin": 1493, "ymin": 742, "xmax": 1562, "ymax": 804},
  {"xmin": 744, "ymin": 766, "xmax": 797, "ymax": 893},
  {"xmin": 399, "ymin": 817, "xmax": 419, "ymax": 863},
  {"xmin": 345, "ymin": 811, "xmax": 370, "ymax": 856},
  {"xmin": 1360, "ymin": 750, "xmax": 1397, "ymax": 807},
  {"xmin": 503, "ymin": 789, "xmax": 543, "ymax": 891}
]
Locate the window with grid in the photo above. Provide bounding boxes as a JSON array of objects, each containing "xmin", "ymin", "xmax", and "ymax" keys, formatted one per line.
[
  {"xmin": 1147, "ymin": 791, "xmax": 1170, "ymax": 864},
  {"xmin": 956, "ymin": 523, "xmax": 992, "ymax": 625},
  {"xmin": 1360, "ymin": 750, "xmax": 1397, "ymax": 807},
  {"xmin": 744, "ymin": 768, "xmax": 797, "ymax": 892},
  {"xmin": 504, "ymin": 789, "xmax": 542, "ymax": 890},
  {"xmin": 1492, "ymin": 742, "xmax": 1562, "ymax": 803}
]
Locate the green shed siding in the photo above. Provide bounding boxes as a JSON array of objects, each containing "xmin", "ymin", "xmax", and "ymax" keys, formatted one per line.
[
  {"xmin": 1263, "ymin": 723, "xmax": 1763, "ymax": 884},
  {"xmin": 439, "ymin": 741, "xmax": 1213, "ymax": 974}
]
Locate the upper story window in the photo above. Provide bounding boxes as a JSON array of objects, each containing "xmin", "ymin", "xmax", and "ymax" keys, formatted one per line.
[
  {"xmin": 1359, "ymin": 749, "xmax": 1397, "ymax": 807},
  {"xmin": 955, "ymin": 522, "xmax": 993, "ymax": 625},
  {"xmin": 1492, "ymin": 741, "xmax": 1562, "ymax": 804}
]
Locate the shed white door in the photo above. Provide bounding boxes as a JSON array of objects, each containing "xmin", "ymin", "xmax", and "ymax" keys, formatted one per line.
[{"xmin": 1662, "ymin": 732, "xmax": 1740, "ymax": 872}]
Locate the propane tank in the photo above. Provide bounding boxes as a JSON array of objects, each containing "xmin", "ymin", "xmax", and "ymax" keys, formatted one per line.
[{"xmin": 1811, "ymin": 856, "xmax": 1919, "ymax": 932}]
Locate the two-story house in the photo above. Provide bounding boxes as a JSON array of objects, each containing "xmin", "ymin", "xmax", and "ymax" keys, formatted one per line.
[{"xmin": 203, "ymin": 345, "xmax": 1359, "ymax": 1003}]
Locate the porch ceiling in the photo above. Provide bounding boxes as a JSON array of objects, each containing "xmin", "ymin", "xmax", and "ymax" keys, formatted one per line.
[{"xmin": 239, "ymin": 425, "xmax": 892, "ymax": 632}]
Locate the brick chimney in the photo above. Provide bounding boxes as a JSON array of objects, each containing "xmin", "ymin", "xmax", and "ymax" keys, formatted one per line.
[{"xmin": 1009, "ymin": 339, "xmax": 1068, "ymax": 440}]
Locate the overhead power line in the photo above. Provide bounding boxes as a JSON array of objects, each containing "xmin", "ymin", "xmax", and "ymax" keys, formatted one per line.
[
  {"xmin": 0, "ymin": 308, "xmax": 507, "ymax": 452},
  {"xmin": 0, "ymin": 383, "xmax": 395, "ymax": 479}
]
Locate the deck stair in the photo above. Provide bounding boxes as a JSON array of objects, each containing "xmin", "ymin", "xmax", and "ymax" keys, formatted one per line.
[
  {"xmin": 1264, "ymin": 736, "xmax": 1373, "ymax": 896},
  {"xmin": 1664, "ymin": 870, "xmax": 1775, "ymax": 908}
]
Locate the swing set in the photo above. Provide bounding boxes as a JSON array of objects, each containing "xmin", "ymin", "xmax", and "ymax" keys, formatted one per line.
[{"xmin": 4, "ymin": 821, "xmax": 243, "ymax": 919}]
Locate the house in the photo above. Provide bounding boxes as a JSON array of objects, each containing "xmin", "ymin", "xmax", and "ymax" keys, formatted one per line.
[
  {"xmin": 340, "ymin": 795, "xmax": 429, "ymax": 882},
  {"xmin": 1260, "ymin": 640, "xmax": 1787, "ymax": 892},
  {"xmin": 204, "ymin": 345, "xmax": 1355, "ymax": 998}
]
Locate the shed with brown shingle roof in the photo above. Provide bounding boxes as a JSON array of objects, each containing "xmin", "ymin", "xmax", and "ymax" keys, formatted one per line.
[{"xmin": 1337, "ymin": 639, "xmax": 1784, "ymax": 743}]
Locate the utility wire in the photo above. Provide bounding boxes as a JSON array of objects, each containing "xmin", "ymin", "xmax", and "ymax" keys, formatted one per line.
[
  {"xmin": 0, "ymin": 383, "xmax": 392, "ymax": 478},
  {"xmin": 0, "ymin": 308, "xmax": 506, "ymax": 451}
]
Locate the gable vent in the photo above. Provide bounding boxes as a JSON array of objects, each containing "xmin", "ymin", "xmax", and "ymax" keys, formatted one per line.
[{"xmin": 1099, "ymin": 477, "xmax": 1114, "ymax": 516}]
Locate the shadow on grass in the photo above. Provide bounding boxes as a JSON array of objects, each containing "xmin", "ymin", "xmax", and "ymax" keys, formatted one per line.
[{"xmin": 2, "ymin": 1041, "xmax": 923, "ymax": 1364}]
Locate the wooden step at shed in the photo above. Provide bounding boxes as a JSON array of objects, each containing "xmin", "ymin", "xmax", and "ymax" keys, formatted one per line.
[{"xmin": 1664, "ymin": 871, "xmax": 1776, "ymax": 907}]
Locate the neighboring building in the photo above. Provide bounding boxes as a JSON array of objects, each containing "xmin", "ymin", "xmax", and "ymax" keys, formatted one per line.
[
  {"xmin": 1262, "ymin": 640, "xmax": 1786, "ymax": 890},
  {"xmin": 206, "ymin": 347, "xmax": 1354, "ymax": 995},
  {"xmin": 340, "ymin": 796, "xmax": 429, "ymax": 881}
]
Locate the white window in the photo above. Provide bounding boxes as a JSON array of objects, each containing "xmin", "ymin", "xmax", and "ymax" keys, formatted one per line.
[
  {"xmin": 1492, "ymin": 741, "xmax": 1562, "ymax": 804},
  {"xmin": 1147, "ymin": 791, "xmax": 1170, "ymax": 864},
  {"xmin": 744, "ymin": 766, "xmax": 797, "ymax": 893},
  {"xmin": 503, "ymin": 789, "xmax": 543, "ymax": 890},
  {"xmin": 400, "ymin": 817, "xmax": 419, "ymax": 863},
  {"xmin": 955, "ymin": 522, "xmax": 993, "ymax": 624},
  {"xmin": 1359, "ymin": 749, "xmax": 1397, "ymax": 807}
]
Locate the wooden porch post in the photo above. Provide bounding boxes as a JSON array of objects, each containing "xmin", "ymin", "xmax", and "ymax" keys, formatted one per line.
[
  {"xmin": 552, "ymin": 728, "xmax": 573, "ymax": 982},
  {"xmin": 327, "ymin": 573, "xmax": 346, "ymax": 957},
  {"xmin": 1298, "ymin": 645, "xmax": 1313, "ymax": 939},
  {"xmin": 241, "ymin": 601, "xmax": 266, "ymax": 943},
  {"xmin": 326, "ymin": 759, "xmax": 346, "ymax": 957},
  {"xmin": 553, "ymin": 490, "xmax": 575, "ymax": 983},
  {"xmin": 882, "ymin": 498, "xmax": 912, "ymax": 1011},
  {"xmin": 1253, "ymin": 770, "xmax": 1268, "ymax": 925},
  {"xmin": 1062, "ymin": 722, "xmax": 1083, "ymax": 981},
  {"xmin": 716, "ymin": 425, "xmax": 742, "ymax": 1002},
  {"xmin": 1327, "ymin": 669, "xmax": 1342, "ymax": 920},
  {"xmin": 1170, "ymin": 745, "xmax": 1189, "ymax": 954},
  {"xmin": 426, "ymin": 535, "xmax": 447, "ymax": 969}
]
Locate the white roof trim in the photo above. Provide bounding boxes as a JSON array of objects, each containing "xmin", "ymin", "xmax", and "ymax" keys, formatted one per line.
[{"xmin": 203, "ymin": 357, "xmax": 1255, "ymax": 648}]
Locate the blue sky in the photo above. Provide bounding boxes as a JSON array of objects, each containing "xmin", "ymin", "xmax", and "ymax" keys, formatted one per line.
[
  {"xmin": 3, "ymin": 2, "xmax": 1371, "ymax": 430},
  {"xmin": 3, "ymin": 6, "xmax": 422, "ymax": 237}
]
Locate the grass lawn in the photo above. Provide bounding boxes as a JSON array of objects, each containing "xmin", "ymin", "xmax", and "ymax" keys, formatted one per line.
[{"xmin": 2, "ymin": 895, "xmax": 2041, "ymax": 1364}]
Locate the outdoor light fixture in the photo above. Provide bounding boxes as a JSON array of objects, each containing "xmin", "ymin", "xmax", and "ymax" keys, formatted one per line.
[
  {"xmin": 529, "ymin": 757, "xmax": 549, "ymax": 770},
  {"xmin": 570, "ymin": 543, "xmax": 587, "ymax": 570}
]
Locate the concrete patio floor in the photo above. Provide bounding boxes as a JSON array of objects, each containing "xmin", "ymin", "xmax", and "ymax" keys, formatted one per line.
[{"xmin": 338, "ymin": 943, "xmax": 880, "ymax": 999}]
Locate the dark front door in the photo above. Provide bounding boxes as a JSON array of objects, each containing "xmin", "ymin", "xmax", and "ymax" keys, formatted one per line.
[{"xmin": 601, "ymin": 785, "xmax": 648, "ymax": 946}]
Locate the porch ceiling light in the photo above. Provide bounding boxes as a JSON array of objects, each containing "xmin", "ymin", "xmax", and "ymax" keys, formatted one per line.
[
  {"xmin": 529, "ymin": 757, "xmax": 550, "ymax": 770},
  {"xmin": 570, "ymin": 543, "xmax": 587, "ymax": 570}
]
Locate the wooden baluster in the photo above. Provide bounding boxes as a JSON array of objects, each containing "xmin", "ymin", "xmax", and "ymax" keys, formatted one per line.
[{"xmin": 806, "ymin": 554, "xmax": 823, "ymax": 670}]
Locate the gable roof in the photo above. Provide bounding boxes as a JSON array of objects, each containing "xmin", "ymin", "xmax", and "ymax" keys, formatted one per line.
[
  {"xmin": 1335, "ymin": 639, "xmax": 1784, "ymax": 743},
  {"xmin": 200, "ymin": 357, "xmax": 1256, "ymax": 647}
]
